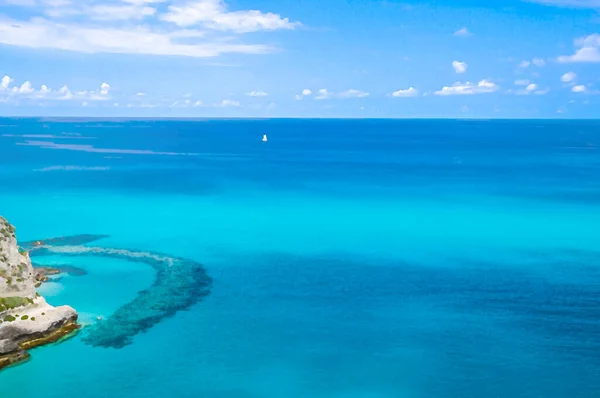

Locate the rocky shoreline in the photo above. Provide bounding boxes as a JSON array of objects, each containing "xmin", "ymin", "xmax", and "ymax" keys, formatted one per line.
[
  {"xmin": 0, "ymin": 310, "xmax": 79, "ymax": 370},
  {"xmin": 1, "ymin": 222, "xmax": 212, "ymax": 359},
  {"xmin": 0, "ymin": 216, "xmax": 79, "ymax": 371},
  {"xmin": 28, "ymin": 239, "xmax": 212, "ymax": 349},
  {"xmin": 33, "ymin": 265, "xmax": 87, "ymax": 287}
]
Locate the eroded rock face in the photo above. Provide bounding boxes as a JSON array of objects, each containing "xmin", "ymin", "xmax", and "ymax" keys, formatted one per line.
[
  {"xmin": 0, "ymin": 217, "xmax": 36, "ymax": 298},
  {"xmin": 0, "ymin": 216, "xmax": 79, "ymax": 371}
]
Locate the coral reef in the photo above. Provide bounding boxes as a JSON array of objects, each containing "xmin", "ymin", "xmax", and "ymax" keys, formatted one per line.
[{"xmin": 24, "ymin": 235, "xmax": 212, "ymax": 349}]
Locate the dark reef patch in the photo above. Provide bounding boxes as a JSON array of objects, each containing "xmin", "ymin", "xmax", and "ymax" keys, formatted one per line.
[
  {"xmin": 32, "ymin": 264, "xmax": 88, "ymax": 277},
  {"xmin": 25, "ymin": 235, "xmax": 212, "ymax": 349},
  {"xmin": 32, "ymin": 264, "xmax": 88, "ymax": 287},
  {"xmin": 21, "ymin": 234, "xmax": 109, "ymax": 249}
]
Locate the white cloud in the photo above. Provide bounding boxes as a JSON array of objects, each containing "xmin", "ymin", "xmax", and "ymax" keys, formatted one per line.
[
  {"xmin": 452, "ymin": 61, "xmax": 468, "ymax": 74},
  {"xmin": 0, "ymin": 19, "xmax": 274, "ymax": 58},
  {"xmin": 39, "ymin": 2, "xmax": 161, "ymax": 21},
  {"xmin": 434, "ymin": 79, "xmax": 499, "ymax": 96},
  {"xmin": 220, "ymin": 99, "xmax": 240, "ymax": 107},
  {"xmin": 10, "ymin": 0, "xmax": 296, "ymax": 29},
  {"xmin": 0, "ymin": 19, "xmax": 273, "ymax": 57},
  {"xmin": 295, "ymin": 88, "xmax": 312, "ymax": 99},
  {"xmin": 338, "ymin": 89, "xmax": 369, "ymax": 98},
  {"xmin": 193, "ymin": 100, "xmax": 203, "ymax": 107},
  {"xmin": 58, "ymin": 85, "xmax": 73, "ymax": 100},
  {"xmin": 391, "ymin": 87, "xmax": 418, "ymax": 97},
  {"xmin": 525, "ymin": 0, "xmax": 600, "ymax": 8},
  {"xmin": 58, "ymin": 84, "xmax": 73, "ymax": 99},
  {"xmin": 314, "ymin": 89, "xmax": 330, "ymax": 100},
  {"xmin": 560, "ymin": 47, "xmax": 600, "ymax": 62},
  {"xmin": 167, "ymin": 98, "xmax": 192, "ymax": 108},
  {"xmin": 561, "ymin": 71, "xmax": 577, "ymax": 83},
  {"xmin": 1, "ymin": 75, "xmax": 13, "ymax": 89},
  {"xmin": 532, "ymin": 58, "xmax": 546, "ymax": 66},
  {"xmin": 518, "ymin": 61, "xmax": 531, "ymax": 68},
  {"xmin": 18, "ymin": 81, "xmax": 34, "ymax": 94},
  {"xmin": 246, "ymin": 91, "xmax": 268, "ymax": 97},
  {"xmin": 100, "ymin": 82, "xmax": 110, "ymax": 95},
  {"xmin": 558, "ymin": 34, "xmax": 600, "ymax": 63},
  {"xmin": 90, "ymin": 4, "xmax": 158, "ymax": 21},
  {"xmin": 2, "ymin": 0, "xmax": 37, "ymax": 5},
  {"xmin": 515, "ymin": 82, "xmax": 549, "ymax": 95},
  {"xmin": 0, "ymin": 0, "xmax": 298, "ymax": 58},
  {"xmin": 123, "ymin": 0, "xmax": 169, "ymax": 5},
  {"xmin": 526, "ymin": 83, "xmax": 538, "ymax": 91},
  {"xmin": 519, "ymin": 58, "xmax": 545, "ymax": 68},
  {"xmin": 572, "ymin": 84, "xmax": 587, "ymax": 92},
  {"xmin": 46, "ymin": 0, "xmax": 73, "ymax": 6},
  {"xmin": 313, "ymin": 89, "xmax": 369, "ymax": 100},
  {"xmin": 160, "ymin": 0, "xmax": 300, "ymax": 33},
  {"xmin": 514, "ymin": 79, "xmax": 530, "ymax": 85},
  {"xmin": 1, "ymin": 79, "xmax": 112, "ymax": 102},
  {"xmin": 454, "ymin": 27, "xmax": 471, "ymax": 37}
]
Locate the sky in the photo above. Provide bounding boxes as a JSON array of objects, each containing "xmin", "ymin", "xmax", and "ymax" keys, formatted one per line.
[{"xmin": 0, "ymin": 0, "xmax": 600, "ymax": 118}]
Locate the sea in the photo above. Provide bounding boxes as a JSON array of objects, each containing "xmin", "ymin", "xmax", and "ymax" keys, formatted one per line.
[{"xmin": 0, "ymin": 118, "xmax": 599, "ymax": 398}]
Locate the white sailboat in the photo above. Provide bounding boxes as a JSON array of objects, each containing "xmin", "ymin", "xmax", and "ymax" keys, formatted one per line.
[{"xmin": 262, "ymin": 134, "xmax": 268, "ymax": 142}]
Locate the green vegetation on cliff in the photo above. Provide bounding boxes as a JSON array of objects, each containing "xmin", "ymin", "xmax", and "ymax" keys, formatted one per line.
[{"xmin": 0, "ymin": 297, "xmax": 34, "ymax": 313}]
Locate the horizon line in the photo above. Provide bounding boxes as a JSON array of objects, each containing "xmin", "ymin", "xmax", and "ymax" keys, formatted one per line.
[{"xmin": 1, "ymin": 116, "xmax": 599, "ymax": 121}]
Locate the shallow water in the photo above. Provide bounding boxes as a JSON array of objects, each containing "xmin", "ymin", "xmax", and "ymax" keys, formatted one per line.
[{"xmin": 0, "ymin": 118, "xmax": 599, "ymax": 397}]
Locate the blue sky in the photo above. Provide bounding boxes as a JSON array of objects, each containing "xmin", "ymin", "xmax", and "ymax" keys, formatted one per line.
[{"xmin": 1, "ymin": 0, "xmax": 599, "ymax": 118}]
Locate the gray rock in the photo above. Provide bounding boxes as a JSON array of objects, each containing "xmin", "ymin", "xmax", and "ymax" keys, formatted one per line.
[
  {"xmin": 0, "ymin": 216, "xmax": 78, "ymax": 361},
  {"xmin": 0, "ymin": 338, "xmax": 18, "ymax": 354}
]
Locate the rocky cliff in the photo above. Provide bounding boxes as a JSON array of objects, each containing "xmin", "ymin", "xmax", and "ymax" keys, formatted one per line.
[{"xmin": 0, "ymin": 216, "xmax": 79, "ymax": 371}]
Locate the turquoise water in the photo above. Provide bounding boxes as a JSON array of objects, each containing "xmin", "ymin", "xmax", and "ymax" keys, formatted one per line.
[{"xmin": 0, "ymin": 118, "xmax": 599, "ymax": 397}]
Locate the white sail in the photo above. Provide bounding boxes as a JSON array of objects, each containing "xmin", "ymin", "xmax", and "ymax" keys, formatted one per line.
[{"xmin": 262, "ymin": 134, "xmax": 268, "ymax": 142}]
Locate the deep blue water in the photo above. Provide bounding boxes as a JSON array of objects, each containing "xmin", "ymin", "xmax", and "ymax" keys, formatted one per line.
[{"xmin": 0, "ymin": 118, "xmax": 599, "ymax": 397}]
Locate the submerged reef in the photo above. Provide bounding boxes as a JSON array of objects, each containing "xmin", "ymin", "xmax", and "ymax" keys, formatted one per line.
[
  {"xmin": 33, "ymin": 264, "xmax": 88, "ymax": 287},
  {"xmin": 25, "ymin": 234, "xmax": 110, "ymax": 248},
  {"xmin": 0, "ymin": 216, "xmax": 80, "ymax": 371},
  {"xmin": 23, "ymin": 235, "xmax": 212, "ymax": 349}
]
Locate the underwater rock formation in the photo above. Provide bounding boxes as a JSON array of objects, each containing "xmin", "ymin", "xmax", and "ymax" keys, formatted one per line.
[
  {"xmin": 24, "ymin": 235, "xmax": 212, "ymax": 349},
  {"xmin": 0, "ymin": 216, "xmax": 80, "ymax": 371},
  {"xmin": 23, "ymin": 234, "xmax": 110, "ymax": 248},
  {"xmin": 33, "ymin": 265, "xmax": 87, "ymax": 287}
]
